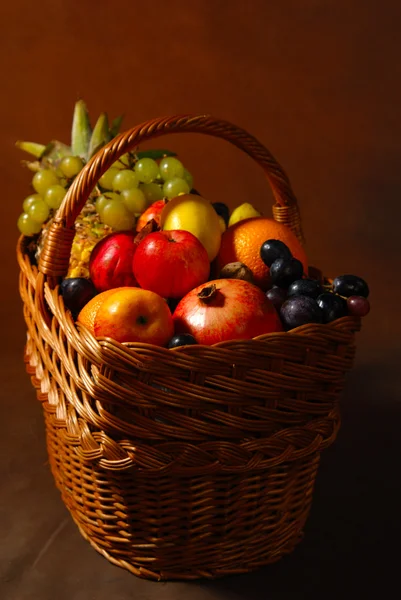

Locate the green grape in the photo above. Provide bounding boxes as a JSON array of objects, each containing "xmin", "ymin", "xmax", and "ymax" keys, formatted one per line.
[
  {"xmin": 139, "ymin": 182, "xmax": 164, "ymax": 203},
  {"xmin": 59, "ymin": 156, "xmax": 84, "ymax": 178},
  {"xmin": 112, "ymin": 169, "xmax": 139, "ymax": 191},
  {"xmin": 45, "ymin": 185, "xmax": 66, "ymax": 209},
  {"xmin": 121, "ymin": 188, "xmax": 147, "ymax": 215},
  {"xmin": 135, "ymin": 158, "xmax": 159, "ymax": 183},
  {"xmin": 99, "ymin": 167, "xmax": 120, "ymax": 190},
  {"xmin": 163, "ymin": 177, "xmax": 190, "ymax": 200},
  {"xmin": 27, "ymin": 197, "xmax": 50, "ymax": 223},
  {"xmin": 102, "ymin": 199, "xmax": 135, "ymax": 230},
  {"xmin": 95, "ymin": 192, "xmax": 119, "ymax": 217},
  {"xmin": 54, "ymin": 169, "xmax": 68, "ymax": 188},
  {"xmin": 23, "ymin": 193, "xmax": 42, "ymax": 213},
  {"xmin": 17, "ymin": 212, "xmax": 42, "ymax": 236},
  {"xmin": 113, "ymin": 153, "xmax": 131, "ymax": 169},
  {"xmin": 159, "ymin": 157, "xmax": 184, "ymax": 181},
  {"xmin": 32, "ymin": 169, "xmax": 59, "ymax": 196},
  {"xmin": 183, "ymin": 168, "xmax": 193, "ymax": 190}
]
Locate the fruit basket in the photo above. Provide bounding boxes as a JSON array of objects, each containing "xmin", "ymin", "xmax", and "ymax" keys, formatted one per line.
[{"xmin": 17, "ymin": 112, "xmax": 366, "ymax": 581}]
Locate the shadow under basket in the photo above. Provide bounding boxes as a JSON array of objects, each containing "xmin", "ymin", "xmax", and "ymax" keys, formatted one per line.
[{"xmin": 17, "ymin": 114, "xmax": 361, "ymax": 581}]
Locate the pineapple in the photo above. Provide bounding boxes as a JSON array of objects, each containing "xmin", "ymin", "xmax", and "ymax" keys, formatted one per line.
[{"xmin": 67, "ymin": 202, "xmax": 112, "ymax": 278}]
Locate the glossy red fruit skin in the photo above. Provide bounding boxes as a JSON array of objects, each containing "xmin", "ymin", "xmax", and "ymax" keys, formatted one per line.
[
  {"xmin": 133, "ymin": 230, "xmax": 210, "ymax": 299},
  {"xmin": 135, "ymin": 199, "xmax": 166, "ymax": 232},
  {"xmin": 173, "ymin": 278, "xmax": 283, "ymax": 345},
  {"xmin": 347, "ymin": 295, "xmax": 371, "ymax": 317},
  {"xmin": 89, "ymin": 231, "xmax": 138, "ymax": 292}
]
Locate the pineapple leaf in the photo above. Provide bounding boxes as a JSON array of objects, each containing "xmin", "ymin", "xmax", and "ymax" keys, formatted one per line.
[
  {"xmin": 89, "ymin": 142, "xmax": 106, "ymax": 159},
  {"xmin": 88, "ymin": 113, "xmax": 111, "ymax": 159},
  {"xmin": 41, "ymin": 141, "xmax": 72, "ymax": 162},
  {"xmin": 110, "ymin": 114, "xmax": 124, "ymax": 138},
  {"xmin": 21, "ymin": 160, "xmax": 42, "ymax": 172},
  {"xmin": 136, "ymin": 149, "xmax": 177, "ymax": 160},
  {"xmin": 16, "ymin": 141, "xmax": 47, "ymax": 159},
  {"xmin": 71, "ymin": 99, "xmax": 92, "ymax": 158}
]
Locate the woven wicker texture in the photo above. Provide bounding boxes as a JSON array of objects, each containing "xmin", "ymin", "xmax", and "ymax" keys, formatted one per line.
[{"xmin": 17, "ymin": 115, "xmax": 361, "ymax": 580}]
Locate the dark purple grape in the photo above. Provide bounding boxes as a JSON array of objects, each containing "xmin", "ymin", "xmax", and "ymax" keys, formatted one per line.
[
  {"xmin": 212, "ymin": 202, "xmax": 230, "ymax": 226},
  {"xmin": 260, "ymin": 239, "xmax": 292, "ymax": 267},
  {"xmin": 288, "ymin": 278, "xmax": 323, "ymax": 299},
  {"xmin": 317, "ymin": 292, "xmax": 348, "ymax": 323},
  {"xmin": 60, "ymin": 277, "xmax": 97, "ymax": 317},
  {"xmin": 332, "ymin": 275, "xmax": 369, "ymax": 298},
  {"xmin": 168, "ymin": 334, "xmax": 198, "ymax": 348},
  {"xmin": 280, "ymin": 296, "xmax": 323, "ymax": 330},
  {"xmin": 269, "ymin": 257, "xmax": 304, "ymax": 288},
  {"xmin": 347, "ymin": 296, "xmax": 370, "ymax": 317},
  {"xmin": 266, "ymin": 286, "xmax": 287, "ymax": 311}
]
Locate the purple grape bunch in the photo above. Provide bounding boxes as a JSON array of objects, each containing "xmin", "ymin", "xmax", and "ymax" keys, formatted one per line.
[{"xmin": 260, "ymin": 239, "xmax": 370, "ymax": 330}]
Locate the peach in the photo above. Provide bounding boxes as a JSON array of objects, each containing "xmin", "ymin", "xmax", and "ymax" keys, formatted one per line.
[{"xmin": 94, "ymin": 287, "xmax": 174, "ymax": 345}]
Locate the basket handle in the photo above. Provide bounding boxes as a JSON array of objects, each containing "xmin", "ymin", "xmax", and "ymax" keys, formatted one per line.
[{"xmin": 38, "ymin": 114, "xmax": 304, "ymax": 278}]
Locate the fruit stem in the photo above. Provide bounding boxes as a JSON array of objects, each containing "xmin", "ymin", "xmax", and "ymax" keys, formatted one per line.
[{"xmin": 197, "ymin": 284, "xmax": 218, "ymax": 302}]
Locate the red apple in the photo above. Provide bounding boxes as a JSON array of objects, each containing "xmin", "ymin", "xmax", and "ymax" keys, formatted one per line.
[
  {"xmin": 89, "ymin": 231, "xmax": 138, "ymax": 292},
  {"xmin": 135, "ymin": 199, "xmax": 166, "ymax": 232},
  {"xmin": 133, "ymin": 230, "xmax": 210, "ymax": 299},
  {"xmin": 173, "ymin": 278, "xmax": 283, "ymax": 345}
]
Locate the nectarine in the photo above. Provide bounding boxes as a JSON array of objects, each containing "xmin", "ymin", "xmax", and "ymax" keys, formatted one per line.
[{"xmin": 94, "ymin": 287, "xmax": 173, "ymax": 345}]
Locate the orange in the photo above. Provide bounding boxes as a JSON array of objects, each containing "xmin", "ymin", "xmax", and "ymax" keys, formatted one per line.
[
  {"xmin": 77, "ymin": 287, "xmax": 128, "ymax": 333},
  {"xmin": 216, "ymin": 217, "xmax": 308, "ymax": 290}
]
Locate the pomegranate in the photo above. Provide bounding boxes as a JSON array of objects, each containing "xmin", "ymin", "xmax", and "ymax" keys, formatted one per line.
[
  {"xmin": 172, "ymin": 278, "xmax": 282, "ymax": 345},
  {"xmin": 135, "ymin": 199, "xmax": 166, "ymax": 232}
]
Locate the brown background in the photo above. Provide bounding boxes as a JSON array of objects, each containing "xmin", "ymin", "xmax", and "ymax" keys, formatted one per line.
[{"xmin": 1, "ymin": 1, "xmax": 400, "ymax": 599}]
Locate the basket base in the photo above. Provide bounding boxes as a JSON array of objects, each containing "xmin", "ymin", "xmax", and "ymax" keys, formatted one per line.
[
  {"xmin": 45, "ymin": 421, "xmax": 315, "ymax": 582},
  {"xmin": 24, "ymin": 355, "xmax": 318, "ymax": 582},
  {"xmin": 72, "ymin": 513, "xmax": 304, "ymax": 581}
]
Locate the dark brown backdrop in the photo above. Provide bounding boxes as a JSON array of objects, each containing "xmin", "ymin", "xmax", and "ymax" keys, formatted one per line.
[{"xmin": 1, "ymin": 1, "xmax": 400, "ymax": 599}]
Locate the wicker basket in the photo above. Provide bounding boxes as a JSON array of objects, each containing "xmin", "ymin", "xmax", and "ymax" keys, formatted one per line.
[{"xmin": 17, "ymin": 114, "xmax": 360, "ymax": 581}]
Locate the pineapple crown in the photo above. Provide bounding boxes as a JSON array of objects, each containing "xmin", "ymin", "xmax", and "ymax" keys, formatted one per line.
[
  {"xmin": 16, "ymin": 100, "xmax": 123, "ymax": 167},
  {"xmin": 16, "ymin": 100, "xmax": 177, "ymax": 171}
]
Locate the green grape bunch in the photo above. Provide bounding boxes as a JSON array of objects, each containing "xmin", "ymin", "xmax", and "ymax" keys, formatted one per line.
[
  {"xmin": 95, "ymin": 155, "xmax": 194, "ymax": 230},
  {"xmin": 16, "ymin": 100, "xmax": 195, "ymax": 237}
]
